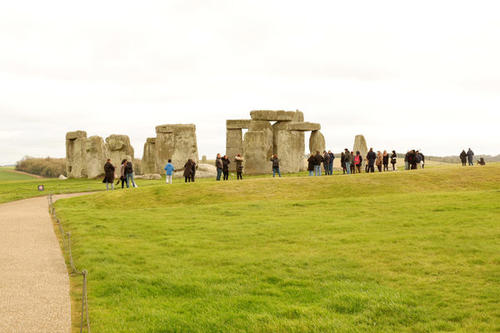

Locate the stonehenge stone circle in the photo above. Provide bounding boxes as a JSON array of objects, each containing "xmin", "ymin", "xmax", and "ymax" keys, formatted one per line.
[
  {"xmin": 105, "ymin": 134, "xmax": 134, "ymax": 171},
  {"xmin": 226, "ymin": 110, "xmax": 323, "ymax": 174},
  {"xmin": 85, "ymin": 136, "xmax": 107, "ymax": 179}
]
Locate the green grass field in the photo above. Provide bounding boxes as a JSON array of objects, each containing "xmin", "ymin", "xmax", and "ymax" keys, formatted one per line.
[
  {"xmin": 0, "ymin": 166, "xmax": 39, "ymax": 181},
  {"xmin": 51, "ymin": 164, "xmax": 500, "ymax": 332}
]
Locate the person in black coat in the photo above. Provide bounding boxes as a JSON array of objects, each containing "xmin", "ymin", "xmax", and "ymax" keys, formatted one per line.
[
  {"xmin": 390, "ymin": 151, "xmax": 397, "ymax": 170},
  {"xmin": 103, "ymin": 159, "xmax": 115, "ymax": 190},
  {"xmin": 322, "ymin": 151, "xmax": 330, "ymax": 176},
  {"xmin": 459, "ymin": 150, "xmax": 467, "ymax": 166},
  {"xmin": 183, "ymin": 159, "xmax": 193, "ymax": 182},
  {"xmin": 366, "ymin": 148, "xmax": 376, "ymax": 173},
  {"xmin": 307, "ymin": 154, "xmax": 315, "ymax": 176},
  {"xmin": 191, "ymin": 160, "xmax": 197, "ymax": 182},
  {"xmin": 328, "ymin": 150, "xmax": 335, "ymax": 175},
  {"xmin": 340, "ymin": 152, "xmax": 346, "ymax": 174},
  {"xmin": 222, "ymin": 155, "xmax": 230, "ymax": 180}
]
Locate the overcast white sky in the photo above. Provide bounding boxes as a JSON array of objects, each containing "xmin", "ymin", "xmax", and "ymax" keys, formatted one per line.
[{"xmin": 1, "ymin": 1, "xmax": 499, "ymax": 165}]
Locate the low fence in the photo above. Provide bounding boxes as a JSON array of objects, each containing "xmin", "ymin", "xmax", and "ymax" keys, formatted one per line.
[{"xmin": 48, "ymin": 194, "xmax": 91, "ymax": 333}]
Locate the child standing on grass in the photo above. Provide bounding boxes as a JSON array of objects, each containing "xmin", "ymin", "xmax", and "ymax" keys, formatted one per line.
[{"xmin": 164, "ymin": 159, "xmax": 174, "ymax": 184}]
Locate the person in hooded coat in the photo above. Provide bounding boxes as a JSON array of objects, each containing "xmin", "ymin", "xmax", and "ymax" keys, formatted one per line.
[
  {"xmin": 459, "ymin": 150, "xmax": 467, "ymax": 166},
  {"xmin": 366, "ymin": 148, "xmax": 376, "ymax": 173},
  {"xmin": 103, "ymin": 159, "xmax": 115, "ymax": 190},
  {"xmin": 307, "ymin": 154, "xmax": 315, "ymax": 176},
  {"xmin": 183, "ymin": 159, "xmax": 193, "ymax": 183},
  {"xmin": 467, "ymin": 148, "xmax": 474, "ymax": 166}
]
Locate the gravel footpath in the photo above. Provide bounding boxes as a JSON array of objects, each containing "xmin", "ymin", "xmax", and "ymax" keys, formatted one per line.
[{"xmin": 0, "ymin": 194, "xmax": 90, "ymax": 333}]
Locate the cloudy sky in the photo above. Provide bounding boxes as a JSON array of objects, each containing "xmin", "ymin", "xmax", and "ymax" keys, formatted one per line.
[{"xmin": 1, "ymin": 1, "xmax": 499, "ymax": 165}]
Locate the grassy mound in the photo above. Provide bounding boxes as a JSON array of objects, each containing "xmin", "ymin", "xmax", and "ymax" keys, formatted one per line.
[{"xmin": 55, "ymin": 164, "xmax": 500, "ymax": 332}]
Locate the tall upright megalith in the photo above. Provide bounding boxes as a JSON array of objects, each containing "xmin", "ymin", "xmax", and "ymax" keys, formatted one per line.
[
  {"xmin": 85, "ymin": 136, "xmax": 108, "ymax": 179},
  {"xmin": 155, "ymin": 124, "xmax": 198, "ymax": 170},
  {"xmin": 105, "ymin": 135, "xmax": 134, "ymax": 169},
  {"xmin": 353, "ymin": 135, "xmax": 368, "ymax": 168},
  {"xmin": 66, "ymin": 131, "xmax": 88, "ymax": 178},
  {"xmin": 309, "ymin": 130, "xmax": 326, "ymax": 154},
  {"xmin": 142, "ymin": 138, "xmax": 157, "ymax": 175}
]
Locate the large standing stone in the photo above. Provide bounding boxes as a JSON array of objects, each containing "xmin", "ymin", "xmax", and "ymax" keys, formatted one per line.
[
  {"xmin": 243, "ymin": 131, "xmax": 270, "ymax": 174},
  {"xmin": 274, "ymin": 129, "xmax": 304, "ymax": 173},
  {"xmin": 353, "ymin": 135, "xmax": 368, "ymax": 168},
  {"xmin": 155, "ymin": 124, "xmax": 198, "ymax": 171},
  {"xmin": 65, "ymin": 131, "xmax": 88, "ymax": 178},
  {"xmin": 249, "ymin": 120, "xmax": 273, "ymax": 158},
  {"xmin": 226, "ymin": 129, "xmax": 243, "ymax": 171},
  {"xmin": 85, "ymin": 136, "xmax": 107, "ymax": 178},
  {"xmin": 309, "ymin": 130, "xmax": 326, "ymax": 154},
  {"xmin": 105, "ymin": 134, "xmax": 134, "ymax": 170},
  {"xmin": 142, "ymin": 138, "xmax": 157, "ymax": 175}
]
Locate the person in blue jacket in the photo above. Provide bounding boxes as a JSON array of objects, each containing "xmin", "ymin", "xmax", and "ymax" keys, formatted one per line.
[{"xmin": 164, "ymin": 159, "xmax": 175, "ymax": 184}]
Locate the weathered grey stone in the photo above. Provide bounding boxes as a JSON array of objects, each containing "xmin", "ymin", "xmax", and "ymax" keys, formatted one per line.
[
  {"xmin": 353, "ymin": 135, "xmax": 368, "ymax": 168},
  {"xmin": 105, "ymin": 135, "xmax": 134, "ymax": 170},
  {"xmin": 155, "ymin": 124, "xmax": 198, "ymax": 171},
  {"xmin": 58, "ymin": 174, "xmax": 67, "ymax": 180},
  {"xmin": 249, "ymin": 120, "xmax": 273, "ymax": 158},
  {"xmin": 243, "ymin": 131, "xmax": 270, "ymax": 174},
  {"xmin": 173, "ymin": 163, "xmax": 216, "ymax": 179},
  {"xmin": 142, "ymin": 173, "xmax": 162, "ymax": 180},
  {"xmin": 85, "ymin": 136, "xmax": 107, "ymax": 178},
  {"xmin": 226, "ymin": 129, "xmax": 243, "ymax": 171},
  {"xmin": 142, "ymin": 138, "xmax": 157, "ymax": 175},
  {"xmin": 309, "ymin": 130, "xmax": 326, "ymax": 154},
  {"xmin": 274, "ymin": 129, "xmax": 304, "ymax": 173},
  {"xmin": 250, "ymin": 110, "xmax": 297, "ymax": 121},
  {"xmin": 65, "ymin": 130, "xmax": 88, "ymax": 178},
  {"xmin": 226, "ymin": 119, "xmax": 252, "ymax": 129},
  {"xmin": 287, "ymin": 122, "xmax": 321, "ymax": 132}
]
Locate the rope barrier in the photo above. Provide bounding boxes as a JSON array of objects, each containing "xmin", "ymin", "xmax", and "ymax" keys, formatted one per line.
[{"xmin": 48, "ymin": 194, "xmax": 91, "ymax": 333}]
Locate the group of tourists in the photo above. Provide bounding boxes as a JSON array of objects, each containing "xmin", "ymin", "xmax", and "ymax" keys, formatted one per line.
[
  {"xmin": 404, "ymin": 150, "xmax": 425, "ymax": 170},
  {"xmin": 215, "ymin": 153, "xmax": 244, "ymax": 180},
  {"xmin": 460, "ymin": 148, "xmax": 475, "ymax": 166},
  {"xmin": 103, "ymin": 158, "xmax": 136, "ymax": 190},
  {"xmin": 307, "ymin": 151, "xmax": 335, "ymax": 176}
]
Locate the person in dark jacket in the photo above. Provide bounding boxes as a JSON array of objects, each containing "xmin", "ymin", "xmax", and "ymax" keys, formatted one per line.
[
  {"xmin": 183, "ymin": 159, "xmax": 193, "ymax": 182},
  {"xmin": 322, "ymin": 151, "xmax": 330, "ymax": 176},
  {"xmin": 340, "ymin": 151, "xmax": 346, "ymax": 174},
  {"xmin": 390, "ymin": 150, "xmax": 397, "ymax": 170},
  {"xmin": 191, "ymin": 159, "xmax": 197, "ymax": 182},
  {"xmin": 235, "ymin": 154, "xmax": 244, "ymax": 180},
  {"xmin": 354, "ymin": 151, "xmax": 362, "ymax": 173},
  {"xmin": 215, "ymin": 154, "xmax": 223, "ymax": 180},
  {"xmin": 116, "ymin": 159, "xmax": 127, "ymax": 188},
  {"xmin": 125, "ymin": 160, "xmax": 136, "ymax": 188},
  {"xmin": 467, "ymin": 148, "xmax": 474, "ymax": 166},
  {"xmin": 328, "ymin": 150, "xmax": 334, "ymax": 175},
  {"xmin": 408, "ymin": 150, "xmax": 417, "ymax": 169},
  {"xmin": 366, "ymin": 148, "xmax": 376, "ymax": 173},
  {"xmin": 417, "ymin": 151, "xmax": 425, "ymax": 169},
  {"xmin": 350, "ymin": 152, "xmax": 355, "ymax": 174},
  {"xmin": 313, "ymin": 151, "xmax": 323, "ymax": 176},
  {"xmin": 404, "ymin": 151, "xmax": 410, "ymax": 170},
  {"xmin": 344, "ymin": 149, "xmax": 352, "ymax": 174},
  {"xmin": 382, "ymin": 150, "xmax": 389, "ymax": 171},
  {"xmin": 307, "ymin": 154, "xmax": 315, "ymax": 176},
  {"xmin": 459, "ymin": 150, "xmax": 467, "ymax": 166},
  {"xmin": 222, "ymin": 155, "xmax": 230, "ymax": 180},
  {"xmin": 103, "ymin": 159, "xmax": 115, "ymax": 190},
  {"xmin": 270, "ymin": 154, "xmax": 281, "ymax": 177}
]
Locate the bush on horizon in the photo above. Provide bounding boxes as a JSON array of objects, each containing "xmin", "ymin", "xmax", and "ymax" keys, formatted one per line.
[{"xmin": 16, "ymin": 156, "xmax": 66, "ymax": 178}]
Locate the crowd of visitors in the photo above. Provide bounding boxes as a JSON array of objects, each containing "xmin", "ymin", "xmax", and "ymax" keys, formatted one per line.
[
  {"xmin": 404, "ymin": 150, "xmax": 425, "ymax": 170},
  {"xmin": 460, "ymin": 148, "xmax": 475, "ymax": 166}
]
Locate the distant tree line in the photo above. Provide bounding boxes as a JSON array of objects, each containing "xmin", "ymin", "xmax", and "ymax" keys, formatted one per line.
[{"xmin": 16, "ymin": 156, "xmax": 66, "ymax": 178}]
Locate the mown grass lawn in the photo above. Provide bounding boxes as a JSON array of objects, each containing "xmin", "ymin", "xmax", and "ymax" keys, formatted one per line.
[
  {"xmin": 55, "ymin": 164, "xmax": 500, "ymax": 332},
  {"xmin": 0, "ymin": 166, "xmax": 38, "ymax": 181}
]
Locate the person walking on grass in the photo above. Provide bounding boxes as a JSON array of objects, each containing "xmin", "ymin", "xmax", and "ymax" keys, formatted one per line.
[
  {"xmin": 367, "ymin": 148, "xmax": 376, "ymax": 173},
  {"xmin": 270, "ymin": 154, "xmax": 281, "ymax": 177},
  {"xmin": 222, "ymin": 155, "xmax": 230, "ymax": 180},
  {"xmin": 215, "ymin": 153, "xmax": 223, "ymax": 181},
  {"xmin": 390, "ymin": 150, "xmax": 397, "ymax": 171},
  {"xmin": 103, "ymin": 159, "xmax": 115, "ymax": 190},
  {"xmin": 235, "ymin": 154, "xmax": 244, "ymax": 180},
  {"xmin": 467, "ymin": 148, "xmax": 474, "ymax": 166},
  {"xmin": 323, "ymin": 150, "xmax": 330, "ymax": 176},
  {"xmin": 307, "ymin": 153, "xmax": 315, "ymax": 176},
  {"xmin": 460, "ymin": 150, "xmax": 467, "ymax": 166},
  {"xmin": 125, "ymin": 159, "xmax": 136, "ymax": 188},
  {"xmin": 314, "ymin": 151, "xmax": 323, "ymax": 176},
  {"xmin": 383, "ymin": 150, "xmax": 389, "ymax": 171},
  {"xmin": 164, "ymin": 159, "xmax": 175, "ymax": 184},
  {"xmin": 183, "ymin": 159, "xmax": 194, "ymax": 183},
  {"xmin": 344, "ymin": 149, "xmax": 352, "ymax": 174},
  {"xmin": 354, "ymin": 151, "xmax": 362, "ymax": 174},
  {"xmin": 328, "ymin": 150, "xmax": 335, "ymax": 175},
  {"xmin": 376, "ymin": 151, "xmax": 383, "ymax": 172}
]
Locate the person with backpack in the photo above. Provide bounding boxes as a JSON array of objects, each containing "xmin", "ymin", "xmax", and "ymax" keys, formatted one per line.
[
  {"xmin": 307, "ymin": 153, "xmax": 315, "ymax": 176},
  {"xmin": 322, "ymin": 150, "xmax": 330, "ymax": 176},
  {"xmin": 344, "ymin": 149, "xmax": 352, "ymax": 174},
  {"xmin": 328, "ymin": 150, "xmax": 335, "ymax": 175},
  {"xmin": 366, "ymin": 148, "xmax": 376, "ymax": 173},
  {"xmin": 183, "ymin": 159, "xmax": 193, "ymax": 182},
  {"xmin": 235, "ymin": 154, "xmax": 244, "ymax": 180},
  {"xmin": 270, "ymin": 154, "xmax": 281, "ymax": 177},
  {"xmin": 222, "ymin": 155, "xmax": 230, "ymax": 180},
  {"xmin": 103, "ymin": 159, "xmax": 115, "ymax": 191},
  {"xmin": 459, "ymin": 150, "xmax": 467, "ymax": 166},
  {"xmin": 390, "ymin": 150, "xmax": 397, "ymax": 171},
  {"xmin": 382, "ymin": 150, "xmax": 389, "ymax": 171},
  {"xmin": 215, "ymin": 154, "xmax": 223, "ymax": 181},
  {"xmin": 164, "ymin": 159, "xmax": 175, "ymax": 184},
  {"xmin": 125, "ymin": 160, "xmax": 136, "ymax": 188},
  {"xmin": 354, "ymin": 151, "xmax": 362, "ymax": 173},
  {"xmin": 467, "ymin": 148, "xmax": 474, "ymax": 166}
]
